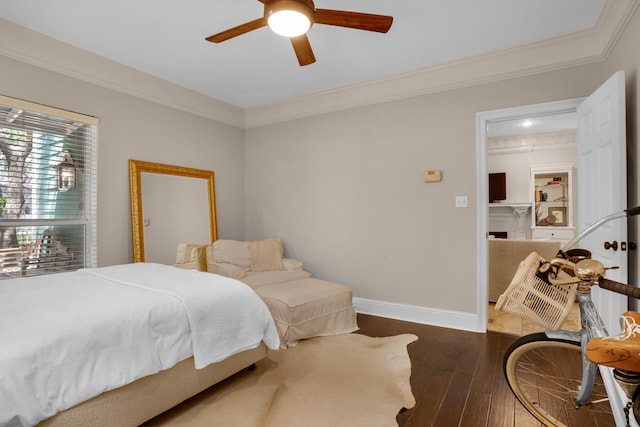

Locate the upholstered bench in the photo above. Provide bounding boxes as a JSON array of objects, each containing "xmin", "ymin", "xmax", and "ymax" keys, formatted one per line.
[
  {"xmin": 244, "ymin": 276, "xmax": 357, "ymax": 347},
  {"xmin": 175, "ymin": 239, "xmax": 358, "ymax": 347}
]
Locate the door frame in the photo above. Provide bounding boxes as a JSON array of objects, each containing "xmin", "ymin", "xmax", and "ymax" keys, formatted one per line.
[{"xmin": 475, "ymin": 98, "xmax": 585, "ymax": 332}]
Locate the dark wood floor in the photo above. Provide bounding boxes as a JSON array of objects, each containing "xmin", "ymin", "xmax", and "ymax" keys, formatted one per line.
[{"xmin": 355, "ymin": 313, "xmax": 543, "ymax": 427}]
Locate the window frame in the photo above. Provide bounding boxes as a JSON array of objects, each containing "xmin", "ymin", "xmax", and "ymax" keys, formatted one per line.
[{"xmin": 0, "ymin": 95, "xmax": 98, "ymax": 278}]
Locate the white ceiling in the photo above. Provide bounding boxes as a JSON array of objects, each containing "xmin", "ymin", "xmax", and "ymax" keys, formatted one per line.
[
  {"xmin": 487, "ymin": 112, "xmax": 577, "ymax": 137},
  {"xmin": 1, "ymin": 0, "xmax": 607, "ymax": 109}
]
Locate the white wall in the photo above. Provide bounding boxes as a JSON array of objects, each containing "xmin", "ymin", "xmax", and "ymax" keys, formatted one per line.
[
  {"xmin": 488, "ymin": 136, "xmax": 578, "ymax": 238},
  {"xmin": 488, "ymin": 138, "xmax": 578, "ymax": 205}
]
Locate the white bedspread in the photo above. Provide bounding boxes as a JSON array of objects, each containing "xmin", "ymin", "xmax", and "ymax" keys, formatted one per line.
[{"xmin": 0, "ymin": 263, "xmax": 279, "ymax": 427}]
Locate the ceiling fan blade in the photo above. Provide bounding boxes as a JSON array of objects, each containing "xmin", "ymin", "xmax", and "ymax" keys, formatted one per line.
[
  {"xmin": 315, "ymin": 9, "xmax": 393, "ymax": 33},
  {"xmin": 206, "ymin": 17, "xmax": 267, "ymax": 43},
  {"xmin": 290, "ymin": 34, "xmax": 316, "ymax": 66}
]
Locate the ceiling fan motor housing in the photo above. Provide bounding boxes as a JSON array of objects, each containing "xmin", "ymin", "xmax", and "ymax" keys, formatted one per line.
[
  {"xmin": 265, "ymin": 0, "xmax": 316, "ymax": 28},
  {"xmin": 207, "ymin": 0, "xmax": 392, "ymax": 66}
]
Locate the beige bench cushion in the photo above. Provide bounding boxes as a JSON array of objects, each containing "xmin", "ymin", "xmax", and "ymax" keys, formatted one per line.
[
  {"xmin": 488, "ymin": 239, "xmax": 561, "ymax": 302},
  {"xmin": 253, "ymin": 277, "xmax": 358, "ymax": 347},
  {"xmin": 240, "ymin": 270, "xmax": 312, "ymax": 289}
]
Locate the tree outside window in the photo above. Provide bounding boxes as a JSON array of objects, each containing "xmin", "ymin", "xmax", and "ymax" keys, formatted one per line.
[{"xmin": 0, "ymin": 97, "xmax": 97, "ymax": 278}]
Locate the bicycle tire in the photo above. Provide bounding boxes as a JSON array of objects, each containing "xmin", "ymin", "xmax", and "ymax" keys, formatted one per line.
[{"xmin": 504, "ymin": 332, "xmax": 614, "ymax": 426}]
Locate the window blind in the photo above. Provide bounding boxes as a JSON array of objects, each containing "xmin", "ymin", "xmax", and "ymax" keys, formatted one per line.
[{"xmin": 0, "ymin": 95, "xmax": 98, "ymax": 278}]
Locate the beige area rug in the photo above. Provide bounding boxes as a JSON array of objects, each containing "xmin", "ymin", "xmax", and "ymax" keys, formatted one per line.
[{"xmin": 146, "ymin": 333, "xmax": 418, "ymax": 427}]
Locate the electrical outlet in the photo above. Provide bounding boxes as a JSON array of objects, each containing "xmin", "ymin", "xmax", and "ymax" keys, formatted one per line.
[{"xmin": 455, "ymin": 196, "xmax": 468, "ymax": 208}]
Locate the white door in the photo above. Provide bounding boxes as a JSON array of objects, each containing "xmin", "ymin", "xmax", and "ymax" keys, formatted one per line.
[{"xmin": 577, "ymin": 70, "xmax": 627, "ymax": 335}]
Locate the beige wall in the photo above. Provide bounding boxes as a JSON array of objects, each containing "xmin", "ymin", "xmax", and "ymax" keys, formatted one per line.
[
  {"xmin": 2, "ymin": 6, "xmax": 639, "ymax": 326},
  {"xmin": 0, "ymin": 56, "xmax": 246, "ymax": 267},
  {"xmin": 245, "ymin": 64, "xmax": 605, "ymax": 314},
  {"xmin": 605, "ymin": 5, "xmax": 640, "ymax": 302}
]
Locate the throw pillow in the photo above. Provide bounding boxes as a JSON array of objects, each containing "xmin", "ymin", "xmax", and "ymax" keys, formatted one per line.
[
  {"xmin": 176, "ymin": 243, "xmax": 209, "ymax": 271},
  {"xmin": 249, "ymin": 240, "xmax": 285, "ymax": 272},
  {"xmin": 212, "ymin": 239, "xmax": 252, "ymax": 271},
  {"xmin": 190, "ymin": 246, "xmax": 207, "ymax": 272}
]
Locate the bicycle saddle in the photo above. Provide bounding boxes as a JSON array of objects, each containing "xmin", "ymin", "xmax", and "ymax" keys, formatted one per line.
[{"xmin": 587, "ymin": 312, "xmax": 640, "ymax": 373}]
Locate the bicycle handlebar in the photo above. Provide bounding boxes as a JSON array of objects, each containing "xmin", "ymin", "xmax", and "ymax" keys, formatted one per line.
[
  {"xmin": 535, "ymin": 206, "xmax": 640, "ymax": 297},
  {"xmin": 625, "ymin": 206, "xmax": 640, "ymax": 217},
  {"xmin": 562, "ymin": 205, "xmax": 640, "ymax": 251},
  {"xmin": 599, "ymin": 278, "xmax": 640, "ymax": 300}
]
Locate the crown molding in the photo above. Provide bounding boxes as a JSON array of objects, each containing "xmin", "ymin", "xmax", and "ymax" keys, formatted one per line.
[
  {"xmin": 597, "ymin": 0, "xmax": 640, "ymax": 58},
  {"xmin": 488, "ymin": 130, "xmax": 577, "ymax": 154},
  {"xmin": 1, "ymin": 0, "xmax": 637, "ymax": 130},
  {"xmin": 245, "ymin": 29, "xmax": 604, "ymax": 128},
  {"xmin": 0, "ymin": 19, "xmax": 245, "ymax": 129},
  {"xmin": 245, "ymin": 0, "xmax": 639, "ymax": 128}
]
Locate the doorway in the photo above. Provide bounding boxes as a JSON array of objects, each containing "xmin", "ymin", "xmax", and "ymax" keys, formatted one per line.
[
  {"xmin": 475, "ymin": 98, "xmax": 585, "ymax": 332},
  {"xmin": 476, "ymin": 71, "xmax": 629, "ymax": 422},
  {"xmin": 477, "ymin": 71, "xmax": 628, "ymax": 336}
]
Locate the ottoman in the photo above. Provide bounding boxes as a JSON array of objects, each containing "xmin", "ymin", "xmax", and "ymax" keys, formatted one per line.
[{"xmin": 252, "ymin": 277, "xmax": 359, "ymax": 347}]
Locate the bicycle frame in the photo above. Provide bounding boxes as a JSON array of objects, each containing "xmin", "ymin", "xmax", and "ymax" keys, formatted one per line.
[
  {"xmin": 546, "ymin": 288, "xmax": 608, "ymax": 405},
  {"xmin": 540, "ymin": 206, "xmax": 640, "ymax": 426}
]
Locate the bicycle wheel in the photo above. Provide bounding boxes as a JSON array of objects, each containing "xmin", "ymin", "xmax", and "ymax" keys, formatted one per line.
[{"xmin": 504, "ymin": 332, "xmax": 614, "ymax": 427}]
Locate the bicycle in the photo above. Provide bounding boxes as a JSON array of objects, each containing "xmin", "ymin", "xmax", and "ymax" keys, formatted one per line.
[{"xmin": 496, "ymin": 207, "xmax": 640, "ymax": 427}]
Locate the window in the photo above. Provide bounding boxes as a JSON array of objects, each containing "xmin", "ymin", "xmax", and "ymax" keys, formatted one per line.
[{"xmin": 0, "ymin": 95, "xmax": 98, "ymax": 278}]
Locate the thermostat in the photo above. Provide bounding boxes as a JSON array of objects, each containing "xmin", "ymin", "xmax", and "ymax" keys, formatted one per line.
[{"xmin": 423, "ymin": 170, "xmax": 442, "ymax": 182}]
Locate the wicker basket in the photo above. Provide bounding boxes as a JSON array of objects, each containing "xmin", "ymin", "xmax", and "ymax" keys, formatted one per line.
[{"xmin": 495, "ymin": 251, "xmax": 577, "ymax": 331}]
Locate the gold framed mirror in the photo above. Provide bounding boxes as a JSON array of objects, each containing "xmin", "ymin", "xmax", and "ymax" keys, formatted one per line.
[{"xmin": 129, "ymin": 160, "xmax": 217, "ymax": 263}]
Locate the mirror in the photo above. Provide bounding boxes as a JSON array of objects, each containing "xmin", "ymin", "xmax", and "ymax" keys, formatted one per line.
[{"xmin": 129, "ymin": 160, "xmax": 217, "ymax": 263}]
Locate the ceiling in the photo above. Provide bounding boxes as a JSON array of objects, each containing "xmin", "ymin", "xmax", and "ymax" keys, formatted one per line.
[
  {"xmin": 487, "ymin": 112, "xmax": 577, "ymax": 137},
  {"xmin": 1, "ymin": 0, "xmax": 607, "ymax": 110}
]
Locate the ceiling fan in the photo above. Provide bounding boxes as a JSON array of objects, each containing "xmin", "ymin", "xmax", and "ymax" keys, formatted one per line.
[{"xmin": 205, "ymin": 0, "xmax": 393, "ymax": 66}]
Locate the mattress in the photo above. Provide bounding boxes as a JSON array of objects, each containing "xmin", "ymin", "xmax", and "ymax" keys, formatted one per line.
[{"xmin": 0, "ymin": 263, "xmax": 279, "ymax": 427}]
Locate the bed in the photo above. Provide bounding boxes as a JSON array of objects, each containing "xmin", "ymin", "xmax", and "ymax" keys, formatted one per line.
[{"xmin": 0, "ymin": 262, "xmax": 280, "ymax": 427}]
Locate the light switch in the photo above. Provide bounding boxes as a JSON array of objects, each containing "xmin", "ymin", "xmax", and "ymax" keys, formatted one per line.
[
  {"xmin": 423, "ymin": 170, "xmax": 442, "ymax": 182},
  {"xmin": 456, "ymin": 196, "xmax": 468, "ymax": 208}
]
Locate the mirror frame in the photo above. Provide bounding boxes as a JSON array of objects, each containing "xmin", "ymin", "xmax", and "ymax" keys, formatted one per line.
[{"xmin": 129, "ymin": 160, "xmax": 218, "ymax": 262}]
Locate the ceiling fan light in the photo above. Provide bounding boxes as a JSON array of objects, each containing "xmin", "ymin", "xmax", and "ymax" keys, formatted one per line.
[
  {"xmin": 265, "ymin": 0, "xmax": 314, "ymax": 38},
  {"xmin": 268, "ymin": 10, "xmax": 310, "ymax": 37}
]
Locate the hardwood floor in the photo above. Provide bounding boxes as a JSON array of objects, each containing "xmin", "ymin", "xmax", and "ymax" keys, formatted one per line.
[
  {"xmin": 355, "ymin": 313, "xmax": 544, "ymax": 427},
  {"xmin": 487, "ymin": 302, "xmax": 580, "ymax": 336}
]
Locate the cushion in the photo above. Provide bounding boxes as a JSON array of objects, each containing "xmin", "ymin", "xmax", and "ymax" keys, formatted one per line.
[
  {"xmin": 240, "ymin": 270, "xmax": 312, "ymax": 289},
  {"xmin": 212, "ymin": 240, "xmax": 252, "ymax": 271},
  {"xmin": 253, "ymin": 277, "xmax": 358, "ymax": 347},
  {"xmin": 207, "ymin": 261, "xmax": 246, "ymax": 279},
  {"xmin": 175, "ymin": 243, "xmax": 209, "ymax": 271},
  {"xmin": 282, "ymin": 258, "xmax": 303, "ymax": 271},
  {"xmin": 249, "ymin": 240, "xmax": 285, "ymax": 272}
]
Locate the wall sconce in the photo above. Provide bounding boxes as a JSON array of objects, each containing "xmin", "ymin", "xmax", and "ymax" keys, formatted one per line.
[{"xmin": 57, "ymin": 151, "xmax": 76, "ymax": 192}]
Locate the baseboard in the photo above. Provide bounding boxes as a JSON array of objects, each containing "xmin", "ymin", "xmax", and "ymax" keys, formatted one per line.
[{"xmin": 353, "ymin": 297, "xmax": 485, "ymax": 333}]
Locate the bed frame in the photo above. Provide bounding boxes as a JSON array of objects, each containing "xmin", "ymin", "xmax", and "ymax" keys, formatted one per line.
[{"xmin": 38, "ymin": 344, "xmax": 266, "ymax": 426}]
